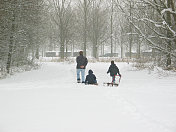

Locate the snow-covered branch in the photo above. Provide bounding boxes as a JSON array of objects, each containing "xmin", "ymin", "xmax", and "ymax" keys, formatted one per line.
[
  {"xmin": 161, "ymin": 8, "xmax": 176, "ymax": 15},
  {"xmin": 132, "ymin": 21, "xmax": 176, "ymax": 58}
]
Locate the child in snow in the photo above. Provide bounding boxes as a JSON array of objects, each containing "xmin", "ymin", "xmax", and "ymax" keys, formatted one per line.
[
  {"xmin": 85, "ymin": 70, "xmax": 98, "ymax": 85},
  {"xmin": 107, "ymin": 61, "xmax": 121, "ymax": 84}
]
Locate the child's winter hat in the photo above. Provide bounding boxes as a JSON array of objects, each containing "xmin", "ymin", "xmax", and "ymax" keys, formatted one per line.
[{"xmin": 88, "ymin": 69, "xmax": 93, "ymax": 74}]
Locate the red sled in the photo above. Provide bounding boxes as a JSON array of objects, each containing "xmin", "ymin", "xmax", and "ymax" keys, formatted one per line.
[{"xmin": 103, "ymin": 75, "xmax": 121, "ymax": 87}]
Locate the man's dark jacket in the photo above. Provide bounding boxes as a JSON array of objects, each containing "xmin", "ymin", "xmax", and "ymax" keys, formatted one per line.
[
  {"xmin": 85, "ymin": 70, "xmax": 97, "ymax": 84},
  {"xmin": 107, "ymin": 64, "xmax": 120, "ymax": 77},
  {"xmin": 76, "ymin": 55, "xmax": 88, "ymax": 69}
]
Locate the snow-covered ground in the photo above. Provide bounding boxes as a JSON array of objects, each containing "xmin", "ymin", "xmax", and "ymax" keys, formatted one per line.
[{"xmin": 0, "ymin": 62, "xmax": 176, "ymax": 132}]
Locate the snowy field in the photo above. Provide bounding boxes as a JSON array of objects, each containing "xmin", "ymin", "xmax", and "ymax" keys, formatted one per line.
[{"xmin": 0, "ymin": 62, "xmax": 176, "ymax": 132}]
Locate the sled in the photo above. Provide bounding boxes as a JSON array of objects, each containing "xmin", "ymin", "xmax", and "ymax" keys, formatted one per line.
[
  {"xmin": 85, "ymin": 83, "xmax": 98, "ymax": 86},
  {"xmin": 103, "ymin": 82, "xmax": 118, "ymax": 87},
  {"xmin": 104, "ymin": 75, "xmax": 121, "ymax": 87}
]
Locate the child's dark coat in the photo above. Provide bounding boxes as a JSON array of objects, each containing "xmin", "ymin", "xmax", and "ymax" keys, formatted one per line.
[{"xmin": 85, "ymin": 70, "xmax": 97, "ymax": 84}]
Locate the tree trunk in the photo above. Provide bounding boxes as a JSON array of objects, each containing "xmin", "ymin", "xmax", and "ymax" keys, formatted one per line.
[
  {"xmin": 129, "ymin": 0, "xmax": 132, "ymax": 59},
  {"xmin": 110, "ymin": 0, "xmax": 113, "ymax": 57},
  {"xmin": 93, "ymin": 43, "xmax": 98, "ymax": 58},
  {"xmin": 60, "ymin": 23, "xmax": 65, "ymax": 59},
  {"xmin": 166, "ymin": 0, "xmax": 172, "ymax": 67},
  {"xmin": 60, "ymin": 42, "xmax": 65, "ymax": 59},
  {"xmin": 6, "ymin": 37, "xmax": 13, "ymax": 73},
  {"xmin": 83, "ymin": 0, "xmax": 87, "ymax": 57},
  {"xmin": 137, "ymin": 35, "xmax": 141, "ymax": 59},
  {"xmin": 35, "ymin": 46, "xmax": 39, "ymax": 59},
  {"xmin": 6, "ymin": 11, "xmax": 15, "ymax": 73}
]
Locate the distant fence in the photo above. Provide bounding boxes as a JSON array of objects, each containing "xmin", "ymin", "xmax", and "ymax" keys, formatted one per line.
[
  {"xmin": 45, "ymin": 51, "xmax": 79, "ymax": 57},
  {"xmin": 125, "ymin": 51, "xmax": 161, "ymax": 58},
  {"xmin": 99, "ymin": 53, "xmax": 118, "ymax": 57}
]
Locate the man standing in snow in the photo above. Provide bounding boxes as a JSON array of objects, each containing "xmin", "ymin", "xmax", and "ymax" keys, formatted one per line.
[
  {"xmin": 107, "ymin": 61, "xmax": 121, "ymax": 84},
  {"xmin": 76, "ymin": 51, "xmax": 88, "ymax": 83}
]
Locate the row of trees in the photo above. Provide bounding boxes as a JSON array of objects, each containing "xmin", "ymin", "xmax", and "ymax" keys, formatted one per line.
[
  {"xmin": 46, "ymin": 0, "xmax": 110, "ymax": 59},
  {"xmin": 0, "ymin": 0, "xmax": 46, "ymax": 73},
  {"xmin": 47, "ymin": 0, "xmax": 176, "ymax": 66},
  {"xmin": 0, "ymin": 0, "xmax": 176, "ymax": 74},
  {"xmin": 114, "ymin": 0, "xmax": 176, "ymax": 67}
]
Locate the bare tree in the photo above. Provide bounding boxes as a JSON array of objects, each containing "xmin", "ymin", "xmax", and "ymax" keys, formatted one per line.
[
  {"xmin": 114, "ymin": 0, "xmax": 176, "ymax": 67},
  {"xmin": 76, "ymin": 0, "xmax": 92, "ymax": 56},
  {"xmin": 51, "ymin": 0, "xmax": 74, "ymax": 59},
  {"xmin": 0, "ymin": 0, "xmax": 45, "ymax": 74},
  {"xmin": 89, "ymin": 0, "xmax": 108, "ymax": 58}
]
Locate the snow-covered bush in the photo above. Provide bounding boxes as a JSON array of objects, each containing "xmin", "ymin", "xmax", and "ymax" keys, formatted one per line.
[{"xmin": 132, "ymin": 61, "xmax": 155, "ymax": 71}]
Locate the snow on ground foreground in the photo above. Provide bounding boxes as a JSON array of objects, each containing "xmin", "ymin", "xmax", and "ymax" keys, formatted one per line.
[{"xmin": 0, "ymin": 62, "xmax": 176, "ymax": 132}]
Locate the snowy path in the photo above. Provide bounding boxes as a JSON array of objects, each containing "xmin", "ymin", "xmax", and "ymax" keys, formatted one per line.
[{"xmin": 0, "ymin": 62, "xmax": 176, "ymax": 132}]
